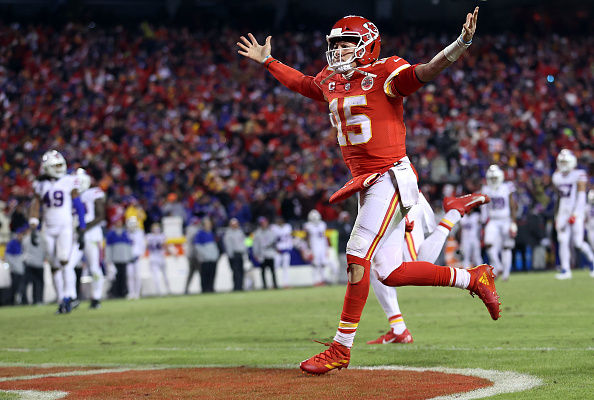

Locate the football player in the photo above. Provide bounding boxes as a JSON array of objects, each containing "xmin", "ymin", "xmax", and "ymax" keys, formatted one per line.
[
  {"xmin": 75, "ymin": 168, "xmax": 107, "ymax": 309},
  {"xmin": 459, "ymin": 209, "xmax": 483, "ymax": 270},
  {"xmin": 239, "ymin": 7, "xmax": 499, "ymax": 376},
  {"xmin": 552, "ymin": 150, "xmax": 594, "ymax": 279},
  {"xmin": 146, "ymin": 223, "xmax": 170, "ymax": 296},
  {"xmin": 585, "ymin": 190, "xmax": 594, "ymax": 278},
  {"xmin": 271, "ymin": 216, "xmax": 294, "ymax": 288},
  {"xmin": 303, "ymin": 209, "xmax": 335, "ymax": 286},
  {"xmin": 126, "ymin": 216, "xmax": 146, "ymax": 299},
  {"xmin": 29, "ymin": 150, "xmax": 86, "ymax": 314},
  {"xmin": 368, "ymin": 192, "xmax": 489, "ymax": 344},
  {"xmin": 480, "ymin": 165, "xmax": 517, "ymax": 281}
]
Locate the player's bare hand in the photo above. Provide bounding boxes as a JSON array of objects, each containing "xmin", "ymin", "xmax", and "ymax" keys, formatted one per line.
[
  {"xmin": 461, "ymin": 6, "xmax": 479, "ymax": 43},
  {"xmin": 237, "ymin": 33, "xmax": 272, "ymax": 64}
]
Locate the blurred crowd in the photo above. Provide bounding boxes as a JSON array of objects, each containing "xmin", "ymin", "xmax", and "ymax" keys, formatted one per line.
[{"xmin": 1, "ymin": 22, "xmax": 593, "ymax": 238}]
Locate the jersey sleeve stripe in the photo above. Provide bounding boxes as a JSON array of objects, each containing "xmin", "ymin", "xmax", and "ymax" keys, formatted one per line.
[{"xmin": 384, "ymin": 64, "xmax": 412, "ymax": 97}]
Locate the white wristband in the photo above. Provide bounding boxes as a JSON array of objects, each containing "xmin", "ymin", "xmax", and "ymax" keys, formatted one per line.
[
  {"xmin": 29, "ymin": 217, "xmax": 39, "ymax": 227},
  {"xmin": 443, "ymin": 35, "xmax": 472, "ymax": 62},
  {"xmin": 261, "ymin": 55, "xmax": 272, "ymax": 64}
]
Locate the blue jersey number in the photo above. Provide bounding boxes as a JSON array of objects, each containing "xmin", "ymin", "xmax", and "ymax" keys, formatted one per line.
[{"xmin": 43, "ymin": 190, "xmax": 64, "ymax": 208}]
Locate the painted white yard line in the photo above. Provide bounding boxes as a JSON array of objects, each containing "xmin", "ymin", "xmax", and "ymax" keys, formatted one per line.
[
  {"xmin": 143, "ymin": 345, "xmax": 594, "ymax": 352},
  {"xmin": 0, "ymin": 364, "xmax": 542, "ymax": 400},
  {"xmin": 359, "ymin": 366, "xmax": 543, "ymax": 400},
  {"xmin": 0, "ymin": 390, "xmax": 68, "ymax": 400}
]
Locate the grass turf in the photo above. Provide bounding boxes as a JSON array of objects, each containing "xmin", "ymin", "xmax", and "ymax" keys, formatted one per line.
[{"xmin": 1, "ymin": 269, "xmax": 593, "ymax": 399}]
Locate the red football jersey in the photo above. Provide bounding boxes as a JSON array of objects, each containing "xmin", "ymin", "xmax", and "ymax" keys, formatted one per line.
[{"xmin": 265, "ymin": 55, "xmax": 423, "ymax": 177}]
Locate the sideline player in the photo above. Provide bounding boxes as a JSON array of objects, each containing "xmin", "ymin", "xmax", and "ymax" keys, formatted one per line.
[
  {"xmin": 459, "ymin": 209, "xmax": 483, "ymax": 270},
  {"xmin": 146, "ymin": 223, "xmax": 170, "ymax": 295},
  {"xmin": 29, "ymin": 150, "xmax": 86, "ymax": 314},
  {"xmin": 480, "ymin": 165, "xmax": 517, "ymax": 281},
  {"xmin": 303, "ymin": 210, "xmax": 333, "ymax": 286},
  {"xmin": 127, "ymin": 216, "xmax": 146, "ymax": 299},
  {"xmin": 239, "ymin": 7, "xmax": 500, "ymax": 376},
  {"xmin": 272, "ymin": 216, "xmax": 294, "ymax": 288},
  {"xmin": 552, "ymin": 150, "xmax": 594, "ymax": 279},
  {"xmin": 368, "ymin": 192, "xmax": 489, "ymax": 344},
  {"xmin": 76, "ymin": 169, "xmax": 107, "ymax": 309},
  {"xmin": 585, "ymin": 190, "xmax": 594, "ymax": 278}
]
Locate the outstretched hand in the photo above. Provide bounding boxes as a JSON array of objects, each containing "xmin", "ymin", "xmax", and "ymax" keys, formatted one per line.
[
  {"xmin": 237, "ymin": 33, "xmax": 272, "ymax": 64},
  {"xmin": 461, "ymin": 7, "xmax": 479, "ymax": 43}
]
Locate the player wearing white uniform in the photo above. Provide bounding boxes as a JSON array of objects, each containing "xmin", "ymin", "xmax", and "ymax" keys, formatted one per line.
[
  {"xmin": 75, "ymin": 169, "xmax": 107, "ymax": 309},
  {"xmin": 585, "ymin": 191, "xmax": 594, "ymax": 278},
  {"xmin": 272, "ymin": 217, "xmax": 294, "ymax": 288},
  {"xmin": 303, "ymin": 210, "xmax": 332, "ymax": 286},
  {"xmin": 368, "ymin": 192, "xmax": 490, "ymax": 344},
  {"xmin": 126, "ymin": 216, "xmax": 146, "ymax": 299},
  {"xmin": 552, "ymin": 150, "xmax": 594, "ymax": 280},
  {"xmin": 480, "ymin": 165, "xmax": 518, "ymax": 281},
  {"xmin": 29, "ymin": 150, "xmax": 86, "ymax": 314},
  {"xmin": 146, "ymin": 223, "xmax": 170, "ymax": 295},
  {"xmin": 459, "ymin": 211, "xmax": 483, "ymax": 270}
]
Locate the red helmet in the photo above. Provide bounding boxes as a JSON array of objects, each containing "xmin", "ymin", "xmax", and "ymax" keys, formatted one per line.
[{"xmin": 326, "ymin": 15, "xmax": 381, "ymax": 71}]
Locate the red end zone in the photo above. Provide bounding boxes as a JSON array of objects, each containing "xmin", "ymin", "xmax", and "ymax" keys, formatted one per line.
[{"xmin": 0, "ymin": 366, "xmax": 492, "ymax": 399}]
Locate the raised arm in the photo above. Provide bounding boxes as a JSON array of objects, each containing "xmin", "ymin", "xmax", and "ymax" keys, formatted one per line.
[
  {"xmin": 237, "ymin": 33, "xmax": 325, "ymax": 102},
  {"xmin": 414, "ymin": 7, "xmax": 479, "ymax": 83}
]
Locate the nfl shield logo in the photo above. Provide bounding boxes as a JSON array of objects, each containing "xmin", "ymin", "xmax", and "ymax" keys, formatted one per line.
[
  {"xmin": 345, "ymin": 83, "xmax": 351, "ymax": 91},
  {"xmin": 361, "ymin": 76, "xmax": 374, "ymax": 91}
]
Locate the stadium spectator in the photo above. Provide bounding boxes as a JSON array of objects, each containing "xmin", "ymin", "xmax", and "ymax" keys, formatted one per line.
[
  {"xmin": 162, "ymin": 193, "xmax": 188, "ymax": 226},
  {"xmin": 125, "ymin": 198, "xmax": 147, "ymax": 232}
]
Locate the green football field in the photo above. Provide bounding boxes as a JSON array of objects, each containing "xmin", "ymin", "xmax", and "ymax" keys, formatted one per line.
[{"xmin": 1, "ymin": 269, "xmax": 593, "ymax": 399}]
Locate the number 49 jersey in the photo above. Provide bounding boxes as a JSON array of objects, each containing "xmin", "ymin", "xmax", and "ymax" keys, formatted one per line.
[
  {"xmin": 33, "ymin": 175, "xmax": 79, "ymax": 227},
  {"xmin": 552, "ymin": 169, "xmax": 588, "ymax": 215},
  {"xmin": 314, "ymin": 56, "xmax": 422, "ymax": 177},
  {"xmin": 480, "ymin": 181, "xmax": 515, "ymax": 220}
]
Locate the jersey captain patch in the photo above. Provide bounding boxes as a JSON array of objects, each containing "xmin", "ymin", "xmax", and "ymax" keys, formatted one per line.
[{"xmin": 361, "ymin": 76, "xmax": 374, "ymax": 90}]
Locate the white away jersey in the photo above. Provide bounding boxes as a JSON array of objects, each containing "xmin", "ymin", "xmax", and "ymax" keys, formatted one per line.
[
  {"xmin": 460, "ymin": 212, "xmax": 481, "ymax": 242},
  {"xmin": 272, "ymin": 223, "xmax": 293, "ymax": 251},
  {"xmin": 552, "ymin": 169, "xmax": 588, "ymax": 214},
  {"xmin": 145, "ymin": 233, "xmax": 167, "ymax": 261},
  {"xmin": 129, "ymin": 229, "xmax": 146, "ymax": 259},
  {"xmin": 480, "ymin": 181, "xmax": 515, "ymax": 219},
  {"xmin": 80, "ymin": 187, "xmax": 105, "ymax": 241},
  {"xmin": 303, "ymin": 221, "xmax": 328, "ymax": 251},
  {"xmin": 33, "ymin": 175, "xmax": 79, "ymax": 227}
]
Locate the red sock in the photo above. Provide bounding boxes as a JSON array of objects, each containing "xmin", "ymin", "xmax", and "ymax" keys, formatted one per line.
[
  {"xmin": 339, "ymin": 265, "xmax": 370, "ymax": 328},
  {"xmin": 382, "ymin": 261, "xmax": 454, "ymax": 287}
]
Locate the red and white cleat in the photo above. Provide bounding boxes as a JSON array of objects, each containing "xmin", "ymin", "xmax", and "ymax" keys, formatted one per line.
[
  {"xmin": 468, "ymin": 264, "xmax": 501, "ymax": 320},
  {"xmin": 300, "ymin": 341, "xmax": 350, "ymax": 375},
  {"xmin": 443, "ymin": 193, "xmax": 490, "ymax": 217},
  {"xmin": 367, "ymin": 328, "xmax": 413, "ymax": 344}
]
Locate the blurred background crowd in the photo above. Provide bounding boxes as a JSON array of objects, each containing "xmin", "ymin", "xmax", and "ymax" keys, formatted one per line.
[{"xmin": 1, "ymin": 0, "xmax": 594, "ymax": 273}]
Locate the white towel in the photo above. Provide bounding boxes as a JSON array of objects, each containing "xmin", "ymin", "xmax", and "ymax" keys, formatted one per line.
[{"xmin": 389, "ymin": 159, "xmax": 419, "ymax": 208}]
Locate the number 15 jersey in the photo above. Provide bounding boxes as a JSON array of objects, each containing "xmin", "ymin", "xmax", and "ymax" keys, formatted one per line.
[{"xmin": 264, "ymin": 55, "xmax": 424, "ymax": 177}]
